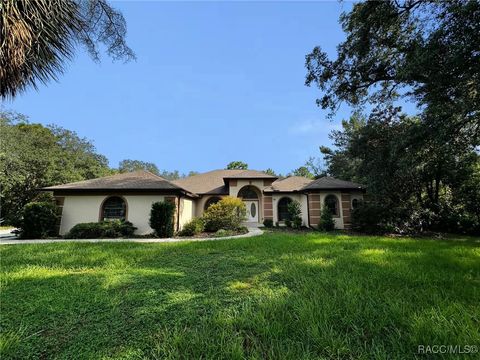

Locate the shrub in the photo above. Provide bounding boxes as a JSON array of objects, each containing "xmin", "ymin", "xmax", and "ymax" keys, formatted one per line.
[
  {"xmin": 263, "ymin": 219, "xmax": 273, "ymax": 228},
  {"xmin": 150, "ymin": 201, "xmax": 175, "ymax": 238},
  {"xmin": 115, "ymin": 220, "xmax": 137, "ymax": 236},
  {"xmin": 203, "ymin": 196, "xmax": 246, "ymax": 232},
  {"xmin": 293, "ymin": 217, "xmax": 302, "ymax": 229},
  {"xmin": 318, "ymin": 207, "xmax": 335, "ymax": 231},
  {"xmin": 351, "ymin": 201, "xmax": 385, "ymax": 234},
  {"xmin": 212, "ymin": 226, "xmax": 248, "ymax": 238},
  {"xmin": 178, "ymin": 217, "xmax": 204, "ymax": 237},
  {"xmin": 213, "ymin": 229, "xmax": 233, "ymax": 237},
  {"xmin": 287, "ymin": 200, "xmax": 302, "ymax": 229},
  {"xmin": 20, "ymin": 202, "xmax": 58, "ymax": 239},
  {"xmin": 66, "ymin": 220, "xmax": 136, "ymax": 239},
  {"xmin": 285, "ymin": 219, "xmax": 292, "ymax": 228}
]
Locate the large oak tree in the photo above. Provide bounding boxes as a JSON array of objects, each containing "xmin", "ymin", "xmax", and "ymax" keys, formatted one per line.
[{"xmin": 305, "ymin": 0, "xmax": 479, "ymax": 145}]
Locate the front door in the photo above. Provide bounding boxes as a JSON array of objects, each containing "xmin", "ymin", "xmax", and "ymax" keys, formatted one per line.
[{"xmin": 244, "ymin": 200, "xmax": 259, "ymax": 222}]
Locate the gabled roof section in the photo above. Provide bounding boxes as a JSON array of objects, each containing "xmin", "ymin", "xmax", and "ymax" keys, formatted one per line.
[
  {"xmin": 172, "ymin": 169, "xmax": 276, "ymax": 195},
  {"xmin": 301, "ymin": 176, "xmax": 365, "ymax": 191},
  {"xmin": 264, "ymin": 176, "xmax": 313, "ymax": 192},
  {"xmin": 42, "ymin": 170, "xmax": 189, "ymax": 192},
  {"xmin": 222, "ymin": 170, "xmax": 278, "ymax": 180}
]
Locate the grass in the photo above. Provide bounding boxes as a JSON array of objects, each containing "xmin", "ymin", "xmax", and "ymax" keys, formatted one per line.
[{"xmin": 0, "ymin": 232, "xmax": 479, "ymax": 359}]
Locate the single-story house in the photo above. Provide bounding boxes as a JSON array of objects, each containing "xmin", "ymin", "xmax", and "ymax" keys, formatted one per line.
[{"xmin": 42, "ymin": 169, "xmax": 365, "ymax": 235}]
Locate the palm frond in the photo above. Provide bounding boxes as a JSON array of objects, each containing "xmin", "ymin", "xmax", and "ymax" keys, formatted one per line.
[{"xmin": 1, "ymin": 0, "xmax": 80, "ymax": 98}]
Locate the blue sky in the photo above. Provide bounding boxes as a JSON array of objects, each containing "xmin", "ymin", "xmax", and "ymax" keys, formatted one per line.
[{"xmin": 6, "ymin": 1, "xmax": 358, "ymax": 175}]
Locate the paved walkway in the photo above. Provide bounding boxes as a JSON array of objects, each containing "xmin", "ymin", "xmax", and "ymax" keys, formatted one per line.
[{"xmin": 0, "ymin": 226, "xmax": 264, "ymax": 245}]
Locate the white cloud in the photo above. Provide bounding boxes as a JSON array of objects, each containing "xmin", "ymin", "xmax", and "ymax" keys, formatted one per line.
[{"xmin": 289, "ymin": 119, "xmax": 342, "ymax": 135}]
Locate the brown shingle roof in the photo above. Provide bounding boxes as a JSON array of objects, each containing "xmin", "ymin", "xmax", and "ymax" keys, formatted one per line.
[
  {"xmin": 301, "ymin": 176, "xmax": 364, "ymax": 191},
  {"xmin": 265, "ymin": 176, "xmax": 313, "ymax": 192},
  {"xmin": 42, "ymin": 170, "xmax": 186, "ymax": 192},
  {"xmin": 222, "ymin": 170, "xmax": 278, "ymax": 179},
  {"xmin": 172, "ymin": 169, "xmax": 276, "ymax": 195}
]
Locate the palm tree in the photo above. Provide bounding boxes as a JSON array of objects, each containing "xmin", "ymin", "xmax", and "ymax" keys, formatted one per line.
[{"xmin": 0, "ymin": 0, "xmax": 134, "ymax": 98}]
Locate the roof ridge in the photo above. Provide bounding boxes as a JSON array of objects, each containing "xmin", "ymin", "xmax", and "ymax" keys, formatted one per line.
[{"xmin": 140, "ymin": 169, "xmax": 168, "ymax": 181}]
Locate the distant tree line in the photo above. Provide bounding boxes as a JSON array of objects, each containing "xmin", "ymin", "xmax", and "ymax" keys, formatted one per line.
[
  {"xmin": 0, "ymin": 111, "xmax": 198, "ymax": 224},
  {"xmin": 118, "ymin": 159, "xmax": 198, "ymax": 180}
]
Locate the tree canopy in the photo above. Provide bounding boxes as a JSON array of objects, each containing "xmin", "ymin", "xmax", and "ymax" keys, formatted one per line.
[
  {"xmin": 118, "ymin": 160, "xmax": 160, "ymax": 175},
  {"xmin": 305, "ymin": 0, "xmax": 479, "ymax": 145},
  {"xmin": 0, "ymin": 111, "xmax": 203, "ymax": 225},
  {"xmin": 1, "ymin": 0, "xmax": 135, "ymax": 98},
  {"xmin": 305, "ymin": 0, "xmax": 479, "ymax": 234},
  {"xmin": 319, "ymin": 110, "xmax": 479, "ymax": 234},
  {"xmin": 264, "ymin": 168, "xmax": 279, "ymax": 177},
  {"xmin": 226, "ymin": 161, "xmax": 249, "ymax": 170},
  {"xmin": 290, "ymin": 166, "xmax": 314, "ymax": 179},
  {"xmin": 0, "ymin": 111, "xmax": 112, "ymax": 224}
]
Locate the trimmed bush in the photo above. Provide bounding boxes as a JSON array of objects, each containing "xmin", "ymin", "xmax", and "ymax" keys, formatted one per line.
[
  {"xmin": 203, "ymin": 196, "xmax": 246, "ymax": 232},
  {"xmin": 318, "ymin": 207, "xmax": 335, "ymax": 231},
  {"xmin": 66, "ymin": 220, "xmax": 136, "ymax": 239},
  {"xmin": 20, "ymin": 202, "xmax": 58, "ymax": 239},
  {"xmin": 287, "ymin": 200, "xmax": 302, "ymax": 229},
  {"xmin": 150, "ymin": 201, "xmax": 175, "ymax": 238},
  {"xmin": 178, "ymin": 217, "xmax": 204, "ymax": 237},
  {"xmin": 293, "ymin": 217, "xmax": 302, "ymax": 229},
  {"xmin": 263, "ymin": 219, "xmax": 274, "ymax": 228}
]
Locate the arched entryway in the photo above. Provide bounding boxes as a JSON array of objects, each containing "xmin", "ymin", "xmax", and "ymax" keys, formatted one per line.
[{"xmin": 237, "ymin": 185, "xmax": 260, "ymax": 223}]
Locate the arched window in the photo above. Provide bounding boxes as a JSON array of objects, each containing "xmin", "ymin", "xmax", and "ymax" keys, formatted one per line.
[
  {"xmin": 324, "ymin": 195, "xmax": 339, "ymax": 216},
  {"xmin": 237, "ymin": 186, "xmax": 258, "ymax": 199},
  {"xmin": 352, "ymin": 198, "xmax": 360, "ymax": 210},
  {"xmin": 101, "ymin": 196, "xmax": 126, "ymax": 221},
  {"xmin": 204, "ymin": 196, "xmax": 221, "ymax": 210},
  {"xmin": 278, "ymin": 197, "xmax": 292, "ymax": 221}
]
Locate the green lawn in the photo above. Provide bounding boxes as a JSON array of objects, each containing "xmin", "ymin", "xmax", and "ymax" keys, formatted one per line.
[{"xmin": 1, "ymin": 232, "xmax": 479, "ymax": 359}]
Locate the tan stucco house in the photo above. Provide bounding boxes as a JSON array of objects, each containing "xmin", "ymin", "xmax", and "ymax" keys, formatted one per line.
[{"xmin": 42, "ymin": 169, "xmax": 365, "ymax": 235}]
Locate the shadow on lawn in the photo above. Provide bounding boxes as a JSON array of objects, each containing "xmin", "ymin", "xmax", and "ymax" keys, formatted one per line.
[{"xmin": 1, "ymin": 233, "xmax": 479, "ymax": 359}]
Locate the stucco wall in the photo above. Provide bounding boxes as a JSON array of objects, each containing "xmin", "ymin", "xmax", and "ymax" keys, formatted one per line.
[
  {"xmin": 307, "ymin": 191, "xmax": 364, "ymax": 229},
  {"xmin": 271, "ymin": 193, "xmax": 309, "ymax": 226},
  {"xmin": 127, "ymin": 195, "xmax": 168, "ymax": 234},
  {"xmin": 59, "ymin": 196, "xmax": 104, "ymax": 235},
  {"xmin": 59, "ymin": 195, "xmax": 168, "ymax": 235},
  {"xmin": 59, "ymin": 190, "xmax": 364, "ymax": 234},
  {"xmin": 179, "ymin": 197, "xmax": 194, "ymax": 228}
]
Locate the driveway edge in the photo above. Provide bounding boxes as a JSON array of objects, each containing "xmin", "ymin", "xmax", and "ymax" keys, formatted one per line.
[{"xmin": 0, "ymin": 227, "xmax": 264, "ymax": 245}]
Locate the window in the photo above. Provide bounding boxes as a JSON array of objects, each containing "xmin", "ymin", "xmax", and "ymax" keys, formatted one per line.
[
  {"xmin": 237, "ymin": 186, "xmax": 258, "ymax": 199},
  {"xmin": 204, "ymin": 196, "xmax": 221, "ymax": 210},
  {"xmin": 250, "ymin": 202, "xmax": 257, "ymax": 217},
  {"xmin": 352, "ymin": 198, "xmax": 360, "ymax": 209},
  {"xmin": 101, "ymin": 196, "xmax": 126, "ymax": 220},
  {"xmin": 324, "ymin": 195, "xmax": 339, "ymax": 216},
  {"xmin": 278, "ymin": 197, "xmax": 292, "ymax": 221}
]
